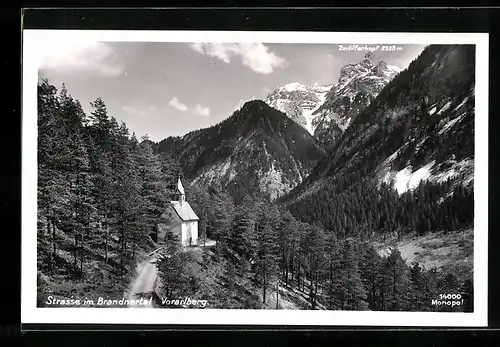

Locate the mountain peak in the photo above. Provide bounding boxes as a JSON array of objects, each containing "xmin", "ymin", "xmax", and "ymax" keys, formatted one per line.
[
  {"xmin": 282, "ymin": 82, "xmax": 305, "ymax": 92},
  {"xmin": 241, "ymin": 99, "xmax": 267, "ymax": 109},
  {"xmin": 264, "ymin": 82, "xmax": 333, "ymax": 135},
  {"xmin": 377, "ymin": 59, "xmax": 387, "ymax": 69},
  {"xmin": 264, "ymin": 53, "xmax": 400, "ymax": 150},
  {"xmin": 363, "ymin": 51, "xmax": 375, "ymax": 64},
  {"xmin": 311, "ymin": 54, "xmax": 401, "ymax": 149},
  {"xmin": 157, "ymin": 96, "xmax": 326, "ymax": 203}
]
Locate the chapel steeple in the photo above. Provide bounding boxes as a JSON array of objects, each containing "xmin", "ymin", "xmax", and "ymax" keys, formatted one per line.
[{"xmin": 176, "ymin": 176, "xmax": 185, "ymax": 205}]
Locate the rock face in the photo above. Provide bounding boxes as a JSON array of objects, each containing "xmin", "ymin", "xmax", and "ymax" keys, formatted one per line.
[
  {"xmin": 264, "ymin": 82, "xmax": 332, "ymax": 135},
  {"xmin": 264, "ymin": 53, "xmax": 400, "ymax": 150},
  {"xmin": 156, "ymin": 100, "xmax": 326, "ymax": 203},
  {"xmin": 312, "ymin": 53, "xmax": 401, "ymax": 149}
]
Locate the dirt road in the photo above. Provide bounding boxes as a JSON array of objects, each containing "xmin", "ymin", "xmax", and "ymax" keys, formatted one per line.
[
  {"xmin": 127, "ymin": 259, "xmax": 158, "ymax": 308},
  {"xmin": 126, "ymin": 242, "xmax": 216, "ymax": 308}
]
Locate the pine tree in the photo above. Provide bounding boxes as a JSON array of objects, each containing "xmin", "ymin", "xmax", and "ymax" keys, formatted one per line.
[
  {"xmin": 440, "ymin": 272, "xmax": 459, "ymax": 292},
  {"xmin": 159, "ymin": 151, "xmax": 182, "ymax": 195},
  {"xmin": 108, "ymin": 121, "xmax": 141, "ymax": 273},
  {"xmin": 383, "ymin": 248, "xmax": 410, "ymax": 311},
  {"xmin": 230, "ymin": 195, "xmax": 256, "ymax": 263},
  {"xmin": 324, "ymin": 232, "xmax": 341, "ymax": 309},
  {"xmin": 409, "ymin": 261, "xmax": 426, "ymax": 311},
  {"xmin": 67, "ymin": 129, "xmax": 96, "ymax": 275},
  {"xmin": 58, "ymin": 89, "xmax": 99, "ymax": 276},
  {"xmin": 210, "ymin": 191, "xmax": 235, "ymax": 258},
  {"xmin": 85, "ymin": 97, "xmax": 115, "ymax": 263},
  {"xmin": 278, "ymin": 210, "xmax": 299, "ymax": 287},
  {"xmin": 460, "ymin": 278, "xmax": 474, "ymax": 312},
  {"xmin": 337, "ymin": 239, "xmax": 368, "ymax": 310},
  {"xmin": 37, "ymin": 79, "xmax": 68, "ymax": 272},
  {"xmin": 132, "ymin": 138, "xmax": 168, "ymax": 255},
  {"xmin": 157, "ymin": 238, "xmax": 190, "ymax": 299},
  {"xmin": 252, "ymin": 202, "xmax": 280, "ymax": 304},
  {"xmin": 38, "ymin": 79, "xmax": 90, "ymax": 274},
  {"xmin": 422, "ymin": 268, "xmax": 439, "ymax": 311},
  {"xmin": 301, "ymin": 224, "xmax": 326, "ymax": 309},
  {"xmin": 185, "ymin": 184, "xmax": 211, "ymax": 247},
  {"xmin": 360, "ymin": 245, "xmax": 383, "ymax": 310}
]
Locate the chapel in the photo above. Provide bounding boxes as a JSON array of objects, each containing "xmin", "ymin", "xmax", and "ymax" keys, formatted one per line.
[{"xmin": 157, "ymin": 178, "xmax": 199, "ymax": 246}]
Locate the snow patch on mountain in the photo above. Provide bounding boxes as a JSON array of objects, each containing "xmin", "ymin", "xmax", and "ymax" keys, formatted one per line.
[
  {"xmin": 379, "ymin": 149, "xmax": 401, "ymax": 168},
  {"xmin": 382, "ymin": 161, "xmax": 436, "ymax": 195},
  {"xmin": 438, "ymin": 113, "xmax": 467, "ymax": 135},
  {"xmin": 437, "ymin": 101, "xmax": 452, "ymax": 115},
  {"xmin": 264, "ymin": 82, "xmax": 333, "ymax": 135},
  {"xmin": 378, "ymin": 155, "xmax": 474, "ymax": 195},
  {"xmin": 435, "ymin": 159, "xmax": 474, "ymax": 185},
  {"xmin": 387, "ymin": 65, "xmax": 401, "ymax": 73},
  {"xmin": 283, "ymin": 82, "xmax": 307, "ymax": 92},
  {"xmin": 414, "ymin": 135, "xmax": 429, "ymax": 153},
  {"xmin": 454, "ymin": 97, "xmax": 469, "ymax": 112}
]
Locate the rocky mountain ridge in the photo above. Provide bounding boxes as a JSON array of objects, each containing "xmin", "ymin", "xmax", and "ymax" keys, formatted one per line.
[
  {"xmin": 265, "ymin": 52, "xmax": 401, "ymax": 149},
  {"xmin": 312, "ymin": 52, "xmax": 401, "ymax": 148},
  {"xmin": 156, "ymin": 100, "xmax": 327, "ymax": 203}
]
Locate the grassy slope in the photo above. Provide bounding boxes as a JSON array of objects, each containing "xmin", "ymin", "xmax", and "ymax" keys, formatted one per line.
[{"xmin": 373, "ymin": 228, "xmax": 473, "ymax": 280}]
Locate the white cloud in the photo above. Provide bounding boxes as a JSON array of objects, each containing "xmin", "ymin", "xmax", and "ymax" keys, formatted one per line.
[
  {"xmin": 189, "ymin": 42, "xmax": 205, "ymax": 55},
  {"xmin": 168, "ymin": 97, "xmax": 209, "ymax": 116},
  {"xmin": 38, "ymin": 39, "xmax": 123, "ymax": 76},
  {"xmin": 148, "ymin": 105, "xmax": 158, "ymax": 111},
  {"xmin": 122, "ymin": 106, "xmax": 147, "ymax": 117},
  {"xmin": 189, "ymin": 42, "xmax": 288, "ymax": 74},
  {"xmin": 193, "ymin": 104, "xmax": 210, "ymax": 117},
  {"xmin": 168, "ymin": 97, "xmax": 188, "ymax": 112}
]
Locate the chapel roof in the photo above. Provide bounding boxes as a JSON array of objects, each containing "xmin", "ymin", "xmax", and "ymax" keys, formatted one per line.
[{"xmin": 170, "ymin": 201, "xmax": 199, "ymax": 221}]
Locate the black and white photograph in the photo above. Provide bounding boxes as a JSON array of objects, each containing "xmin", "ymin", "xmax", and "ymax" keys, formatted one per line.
[{"xmin": 22, "ymin": 30, "xmax": 488, "ymax": 326}]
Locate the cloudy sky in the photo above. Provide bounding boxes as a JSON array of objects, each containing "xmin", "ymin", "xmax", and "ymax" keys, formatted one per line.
[{"xmin": 39, "ymin": 41, "xmax": 425, "ymax": 141}]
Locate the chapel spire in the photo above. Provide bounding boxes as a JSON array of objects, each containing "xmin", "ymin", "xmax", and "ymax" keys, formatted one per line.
[{"xmin": 176, "ymin": 176, "xmax": 185, "ymax": 205}]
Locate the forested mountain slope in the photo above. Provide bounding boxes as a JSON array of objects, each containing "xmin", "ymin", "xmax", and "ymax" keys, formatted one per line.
[
  {"xmin": 155, "ymin": 100, "xmax": 326, "ymax": 203},
  {"xmin": 279, "ymin": 44, "xmax": 475, "ymax": 240}
]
